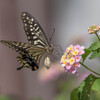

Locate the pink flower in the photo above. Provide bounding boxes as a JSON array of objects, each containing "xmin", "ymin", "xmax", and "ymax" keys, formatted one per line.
[
  {"xmin": 88, "ymin": 24, "xmax": 100, "ymax": 34},
  {"xmin": 75, "ymin": 56, "xmax": 81, "ymax": 62},
  {"xmin": 65, "ymin": 62, "xmax": 71, "ymax": 69},
  {"xmin": 60, "ymin": 45, "xmax": 85, "ymax": 75},
  {"xmin": 74, "ymin": 45, "xmax": 80, "ymax": 50},
  {"xmin": 73, "ymin": 62, "xmax": 81, "ymax": 68}
]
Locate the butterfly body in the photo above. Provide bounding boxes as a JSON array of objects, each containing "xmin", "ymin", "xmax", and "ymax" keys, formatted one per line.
[
  {"xmin": 0, "ymin": 12, "xmax": 60, "ymax": 71},
  {"xmin": 44, "ymin": 45, "xmax": 53, "ymax": 54}
]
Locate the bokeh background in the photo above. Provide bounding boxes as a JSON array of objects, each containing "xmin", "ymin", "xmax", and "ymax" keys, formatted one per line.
[{"xmin": 0, "ymin": 0, "xmax": 100, "ymax": 100}]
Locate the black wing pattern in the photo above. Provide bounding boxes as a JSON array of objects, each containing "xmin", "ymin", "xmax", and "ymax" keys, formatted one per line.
[
  {"xmin": 22, "ymin": 12, "xmax": 49, "ymax": 47},
  {"xmin": 0, "ymin": 40, "xmax": 45, "ymax": 71}
]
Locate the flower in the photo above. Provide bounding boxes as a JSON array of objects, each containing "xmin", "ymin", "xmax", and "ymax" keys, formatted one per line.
[
  {"xmin": 60, "ymin": 45, "xmax": 85, "ymax": 75},
  {"xmin": 75, "ymin": 56, "xmax": 81, "ymax": 62},
  {"xmin": 69, "ymin": 57, "xmax": 75, "ymax": 64},
  {"xmin": 65, "ymin": 62, "xmax": 71, "ymax": 69},
  {"xmin": 88, "ymin": 24, "xmax": 100, "ymax": 34}
]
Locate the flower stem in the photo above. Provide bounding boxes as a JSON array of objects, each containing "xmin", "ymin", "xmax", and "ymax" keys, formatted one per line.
[
  {"xmin": 79, "ymin": 62, "xmax": 100, "ymax": 76},
  {"xmin": 95, "ymin": 32, "xmax": 100, "ymax": 41}
]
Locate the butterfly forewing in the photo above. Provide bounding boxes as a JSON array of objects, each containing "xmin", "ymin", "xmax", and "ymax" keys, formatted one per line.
[
  {"xmin": 22, "ymin": 12, "xmax": 49, "ymax": 47},
  {"xmin": 0, "ymin": 40, "xmax": 32, "ymax": 52}
]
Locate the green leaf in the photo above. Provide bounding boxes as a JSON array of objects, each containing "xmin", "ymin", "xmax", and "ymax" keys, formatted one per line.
[
  {"xmin": 82, "ymin": 49, "xmax": 91, "ymax": 63},
  {"xmin": 92, "ymin": 79, "xmax": 100, "ymax": 93},
  {"xmin": 89, "ymin": 48, "xmax": 100, "ymax": 59},
  {"xmin": 91, "ymin": 79, "xmax": 100, "ymax": 100},
  {"xmin": 89, "ymin": 42, "xmax": 100, "ymax": 51},
  {"xmin": 71, "ymin": 74, "xmax": 99, "ymax": 100},
  {"xmin": 71, "ymin": 88, "xmax": 79, "ymax": 100},
  {"xmin": 91, "ymin": 91, "xmax": 100, "ymax": 100},
  {"xmin": 78, "ymin": 74, "xmax": 97, "ymax": 100}
]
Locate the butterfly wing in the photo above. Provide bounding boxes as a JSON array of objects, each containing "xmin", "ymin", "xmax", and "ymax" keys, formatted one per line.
[
  {"xmin": 0, "ymin": 40, "xmax": 45, "ymax": 70},
  {"xmin": 26, "ymin": 45, "xmax": 45, "ymax": 65},
  {"xmin": 0, "ymin": 12, "xmax": 52, "ymax": 70},
  {"xmin": 22, "ymin": 12, "xmax": 49, "ymax": 47},
  {"xmin": 0, "ymin": 40, "xmax": 32, "ymax": 52}
]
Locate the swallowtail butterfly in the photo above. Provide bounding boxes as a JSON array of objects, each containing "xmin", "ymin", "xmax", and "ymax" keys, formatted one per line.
[{"xmin": 0, "ymin": 12, "xmax": 61, "ymax": 71}]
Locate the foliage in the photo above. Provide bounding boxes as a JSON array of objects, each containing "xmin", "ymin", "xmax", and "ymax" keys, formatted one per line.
[
  {"xmin": 71, "ymin": 74, "xmax": 100, "ymax": 100},
  {"xmin": 82, "ymin": 49, "xmax": 91, "ymax": 62}
]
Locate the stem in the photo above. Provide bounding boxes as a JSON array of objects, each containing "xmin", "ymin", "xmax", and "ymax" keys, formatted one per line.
[
  {"xmin": 79, "ymin": 62, "xmax": 100, "ymax": 76},
  {"xmin": 95, "ymin": 32, "xmax": 100, "ymax": 41}
]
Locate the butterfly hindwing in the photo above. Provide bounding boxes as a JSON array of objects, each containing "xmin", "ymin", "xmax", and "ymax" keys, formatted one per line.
[
  {"xmin": 0, "ymin": 40, "xmax": 45, "ymax": 71},
  {"xmin": 17, "ymin": 46, "xmax": 45, "ymax": 71},
  {"xmin": 17, "ymin": 51, "xmax": 40, "ymax": 71},
  {"xmin": 22, "ymin": 12, "xmax": 49, "ymax": 47},
  {"xmin": 26, "ymin": 45, "xmax": 45, "ymax": 65}
]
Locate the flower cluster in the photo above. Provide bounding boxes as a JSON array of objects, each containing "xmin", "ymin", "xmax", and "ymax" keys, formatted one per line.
[
  {"xmin": 88, "ymin": 24, "xmax": 100, "ymax": 34},
  {"xmin": 60, "ymin": 45, "xmax": 85, "ymax": 75}
]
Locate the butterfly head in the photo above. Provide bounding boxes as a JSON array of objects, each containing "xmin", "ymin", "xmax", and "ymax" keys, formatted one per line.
[{"xmin": 46, "ymin": 44, "xmax": 53, "ymax": 54}]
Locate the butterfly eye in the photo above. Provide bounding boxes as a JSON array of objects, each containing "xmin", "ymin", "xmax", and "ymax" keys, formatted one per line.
[
  {"xmin": 50, "ymin": 44, "xmax": 53, "ymax": 49},
  {"xmin": 49, "ymin": 45, "xmax": 53, "ymax": 54}
]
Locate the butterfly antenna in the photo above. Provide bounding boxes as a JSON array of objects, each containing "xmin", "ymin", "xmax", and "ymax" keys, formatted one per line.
[{"xmin": 49, "ymin": 28, "xmax": 55, "ymax": 43}]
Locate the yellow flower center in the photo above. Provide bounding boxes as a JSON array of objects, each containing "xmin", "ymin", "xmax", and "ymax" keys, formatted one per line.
[
  {"xmin": 68, "ymin": 45, "xmax": 73, "ymax": 50},
  {"xmin": 73, "ymin": 50, "xmax": 79, "ymax": 55},
  {"xmin": 63, "ymin": 60, "xmax": 67, "ymax": 65},
  {"xmin": 70, "ymin": 57, "xmax": 75, "ymax": 64}
]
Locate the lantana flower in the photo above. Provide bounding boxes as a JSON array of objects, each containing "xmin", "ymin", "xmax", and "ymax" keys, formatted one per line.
[
  {"xmin": 88, "ymin": 24, "xmax": 100, "ymax": 34},
  {"xmin": 60, "ymin": 45, "xmax": 85, "ymax": 75}
]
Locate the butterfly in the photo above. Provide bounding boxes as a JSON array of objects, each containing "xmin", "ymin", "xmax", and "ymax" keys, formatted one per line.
[{"xmin": 0, "ymin": 12, "xmax": 61, "ymax": 71}]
